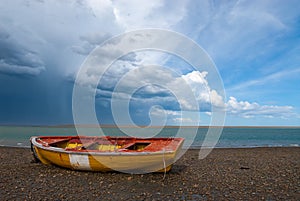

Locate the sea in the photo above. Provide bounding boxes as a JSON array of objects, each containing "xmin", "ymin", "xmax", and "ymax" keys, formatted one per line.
[{"xmin": 0, "ymin": 126, "xmax": 299, "ymax": 149}]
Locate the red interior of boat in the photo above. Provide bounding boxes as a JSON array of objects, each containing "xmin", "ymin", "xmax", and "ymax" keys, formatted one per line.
[{"xmin": 35, "ymin": 136, "xmax": 183, "ymax": 152}]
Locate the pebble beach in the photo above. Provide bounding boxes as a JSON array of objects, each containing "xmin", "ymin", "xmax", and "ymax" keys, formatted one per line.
[{"xmin": 0, "ymin": 147, "xmax": 299, "ymax": 200}]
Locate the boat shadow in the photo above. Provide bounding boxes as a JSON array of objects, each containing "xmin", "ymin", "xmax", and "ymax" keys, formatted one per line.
[{"xmin": 168, "ymin": 164, "xmax": 188, "ymax": 174}]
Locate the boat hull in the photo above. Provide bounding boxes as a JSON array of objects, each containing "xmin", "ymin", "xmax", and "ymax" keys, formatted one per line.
[{"xmin": 31, "ymin": 136, "xmax": 184, "ymax": 173}]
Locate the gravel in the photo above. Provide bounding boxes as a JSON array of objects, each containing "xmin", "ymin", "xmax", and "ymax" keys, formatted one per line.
[{"xmin": 0, "ymin": 147, "xmax": 299, "ymax": 200}]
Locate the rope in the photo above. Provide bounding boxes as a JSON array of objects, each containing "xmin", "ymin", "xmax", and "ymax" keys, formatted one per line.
[{"xmin": 162, "ymin": 148, "xmax": 166, "ymax": 180}]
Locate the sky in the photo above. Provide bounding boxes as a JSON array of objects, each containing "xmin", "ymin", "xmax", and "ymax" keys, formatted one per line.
[{"xmin": 0, "ymin": 0, "xmax": 299, "ymax": 126}]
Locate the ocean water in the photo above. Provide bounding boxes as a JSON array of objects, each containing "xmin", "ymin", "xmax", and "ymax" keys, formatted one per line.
[{"xmin": 0, "ymin": 126, "xmax": 299, "ymax": 148}]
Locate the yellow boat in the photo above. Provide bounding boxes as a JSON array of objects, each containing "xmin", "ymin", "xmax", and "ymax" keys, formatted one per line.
[{"xmin": 30, "ymin": 136, "xmax": 184, "ymax": 173}]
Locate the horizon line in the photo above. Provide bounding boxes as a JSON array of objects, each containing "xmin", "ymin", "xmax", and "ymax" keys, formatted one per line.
[{"xmin": 0, "ymin": 124, "xmax": 299, "ymax": 128}]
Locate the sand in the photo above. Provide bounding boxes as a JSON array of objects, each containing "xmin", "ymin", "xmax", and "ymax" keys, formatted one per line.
[{"xmin": 0, "ymin": 147, "xmax": 299, "ymax": 200}]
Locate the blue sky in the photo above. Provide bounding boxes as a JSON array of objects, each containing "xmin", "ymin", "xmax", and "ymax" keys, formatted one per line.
[{"xmin": 0, "ymin": 0, "xmax": 299, "ymax": 126}]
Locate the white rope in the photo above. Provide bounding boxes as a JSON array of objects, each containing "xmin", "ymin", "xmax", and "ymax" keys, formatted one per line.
[{"xmin": 162, "ymin": 148, "xmax": 166, "ymax": 180}]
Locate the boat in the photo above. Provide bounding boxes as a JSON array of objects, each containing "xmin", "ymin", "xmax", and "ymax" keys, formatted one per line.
[{"xmin": 30, "ymin": 136, "xmax": 184, "ymax": 173}]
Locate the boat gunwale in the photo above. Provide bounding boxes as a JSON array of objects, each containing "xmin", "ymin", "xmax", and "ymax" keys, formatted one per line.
[{"xmin": 30, "ymin": 136, "xmax": 184, "ymax": 156}]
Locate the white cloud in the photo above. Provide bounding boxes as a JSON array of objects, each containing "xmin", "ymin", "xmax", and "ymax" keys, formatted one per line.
[
  {"xmin": 181, "ymin": 71, "xmax": 224, "ymax": 108},
  {"xmin": 172, "ymin": 117, "xmax": 194, "ymax": 123},
  {"xmin": 75, "ymin": 43, "xmax": 226, "ymax": 122},
  {"xmin": 73, "ymin": 30, "xmax": 184, "ymax": 89},
  {"xmin": 95, "ymin": 65, "xmax": 225, "ymax": 115},
  {"xmin": 72, "ymin": 0, "xmax": 189, "ymax": 66},
  {"xmin": 226, "ymin": 96, "xmax": 295, "ymax": 119},
  {"xmin": 113, "ymin": 67, "xmax": 223, "ymax": 111},
  {"xmin": 111, "ymin": 0, "xmax": 187, "ymax": 30},
  {"xmin": 149, "ymin": 106, "xmax": 201, "ymax": 125},
  {"xmin": 86, "ymin": 0, "xmax": 113, "ymax": 17}
]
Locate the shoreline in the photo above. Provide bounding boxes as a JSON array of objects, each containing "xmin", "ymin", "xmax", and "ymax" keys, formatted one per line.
[{"xmin": 1, "ymin": 146, "xmax": 299, "ymax": 200}]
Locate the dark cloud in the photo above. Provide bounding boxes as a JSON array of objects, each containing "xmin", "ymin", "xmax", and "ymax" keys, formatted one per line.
[
  {"xmin": 72, "ymin": 32, "xmax": 113, "ymax": 55},
  {"xmin": 80, "ymin": 33, "xmax": 112, "ymax": 45},
  {"xmin": 0, "ymin": 61, "xmax": 44, "ymax": 76},
  {"xmin": 0, "ymin": 27, "xmax": 45, "ymax": 76},
  {"xmin": 71, "ymin": 43, "xmax": 94, "ymax": 55},
  {"xmin": 0, "ymin": 27, "xmax": 9, "ymax": 39}
]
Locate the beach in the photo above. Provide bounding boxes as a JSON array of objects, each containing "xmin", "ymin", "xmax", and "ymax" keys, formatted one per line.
[{"xmin": 0, "ymin": 147, "xmax": 299, "ymax": 200}]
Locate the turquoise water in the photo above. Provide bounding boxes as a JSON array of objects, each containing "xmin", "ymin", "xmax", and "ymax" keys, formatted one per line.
[{"xmin": 0, "ymin": 126, "xmax": 299, "ymax": 148}]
